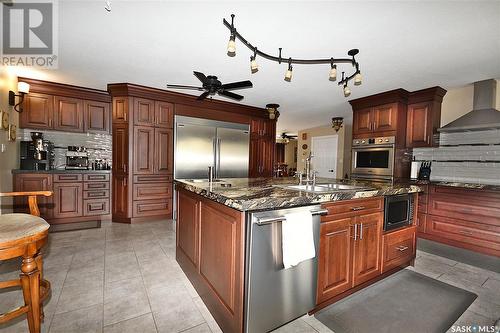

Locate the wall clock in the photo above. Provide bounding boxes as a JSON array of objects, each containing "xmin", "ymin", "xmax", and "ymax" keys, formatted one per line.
[
  {"xmin": 8, "ymin": 124, "xmax": 17, "ymax": 141},
  {"xmin": 0, "ymin": 110, "xmax": 8, "ymax": 130}
]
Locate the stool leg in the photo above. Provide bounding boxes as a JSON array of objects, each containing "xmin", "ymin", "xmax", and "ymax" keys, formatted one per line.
[
  {"xmin": 34, "ymin": 252, "xmax": 45, "ymax": 322},
  {"xmin": 21, "ymin": 255, "xmax": 41, "ymax": 333}
]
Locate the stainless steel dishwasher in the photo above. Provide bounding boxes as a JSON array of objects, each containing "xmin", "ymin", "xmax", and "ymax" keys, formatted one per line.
[{"xmin": 245, "ymin": 205, "xmax": 327, "ymax": 333}]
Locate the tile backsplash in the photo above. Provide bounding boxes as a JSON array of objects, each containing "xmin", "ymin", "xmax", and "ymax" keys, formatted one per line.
[
  {"xmin": 413, "ymin": 129, "xmax": 500, "ymax": 185},
  {"xmin": 18, "ymin": 129, "xmax": 112, "ymax": 169}
]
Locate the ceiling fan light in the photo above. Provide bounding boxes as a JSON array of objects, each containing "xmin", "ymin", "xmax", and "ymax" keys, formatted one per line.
[
  {"xmin": 354, "ymin": 72, "xmax": 362, "ymax": 86},
  {"xmin": 329, "ymin": 65, "xmax": 337, "ymax": 81},
  {"xmin": 343, "ymin": 85, "xmax": 351, "ymax": 97},
  {"xmin": 227, "ymin": 35, "xmax": 236, "ymax": 57},
  {"xmin": 250, "ymin": 58, "xmax": 259, "ymax": 73}
]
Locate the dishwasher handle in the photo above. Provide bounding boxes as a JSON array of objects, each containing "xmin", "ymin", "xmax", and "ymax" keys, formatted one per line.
[{"xmin": 255, "ymin": 208, "xmax": 328, "ymax": 226}]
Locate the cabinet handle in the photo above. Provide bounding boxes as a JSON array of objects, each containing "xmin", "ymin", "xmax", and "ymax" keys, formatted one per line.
[
  {"xmin": 123, "ymin": 177, "xmax": 127, "ymax": 186},
  {"xmin": 123, "ymin": 164, "xmax": 127, "ymax": 173},
  {"xmin": 351, "ymin": 224, "xmax": 358, "ymax": 241},
  {"xmin": 351, "ymin": 206, "xmax": 365, "ymax": 211},
  {"xmin": 459, "ymin": 230, "xmax": 473, "ymax": 236},
  {"xmin": 397, "ymin": 246, "xmax": 409, "ymax": 252},
  {"xmin": 359, "ymin": 223, "xmax": 363, "ymax": 240},
  {"xmin": 48, "ymin": 118, "xmax": 52, "ymax": 127}
]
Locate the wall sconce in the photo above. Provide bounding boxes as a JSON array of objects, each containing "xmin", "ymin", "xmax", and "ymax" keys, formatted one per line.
[
  {"xmin": 266, "ymin": 103, "xmax": 280, "ymax": 120},
  {"xmin": 9, "ymin": 82, "xmax": 30, "ymax": 113},
  {"xmin": 331, "ymin": 117, "xmax": 344, "ymax": 132}
]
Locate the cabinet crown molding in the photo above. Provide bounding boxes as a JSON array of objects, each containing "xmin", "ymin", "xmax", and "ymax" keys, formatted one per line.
[
  {"xmin": 18, "ymin": 77, "xmax": 111, "ymax": 103},
  {"xmin": 408, "ymin": 86, "xmax": 447, "ymax": 104},
  {"xmin": 349, "ymin": 88, "xmax": 409, "ymax": 110},
  {"xmin": 107, "ymin": 82, "xmax": 270, "ymax": 119}
]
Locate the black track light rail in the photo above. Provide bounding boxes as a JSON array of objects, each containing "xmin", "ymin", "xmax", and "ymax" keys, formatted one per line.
[{"xmin": 223, "ymin": 14, "xmax": 361, "ymax": 86}]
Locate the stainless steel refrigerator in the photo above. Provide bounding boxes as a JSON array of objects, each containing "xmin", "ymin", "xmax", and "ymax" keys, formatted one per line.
[{"xmin": 174, "ymin": 115, "xmax": 250, "ymax": 179}]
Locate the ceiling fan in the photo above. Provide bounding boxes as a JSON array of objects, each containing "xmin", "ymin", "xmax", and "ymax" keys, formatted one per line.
[
  {"xmin": 167, "ymin": 71, "xmax": 253, "ymax": 101},
  {"xmin": 279, "ymin": 132, "xmax": 298, "ymax": 143}
]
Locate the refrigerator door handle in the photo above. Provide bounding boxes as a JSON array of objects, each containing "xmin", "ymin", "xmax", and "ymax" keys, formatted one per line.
[
  {"xmin": 216, "ymin": 138, "xmax": 222, "ymax": 179},
  {"xmin": 212, "ymin": 137, "xmax": 217, "ymax": 177}
]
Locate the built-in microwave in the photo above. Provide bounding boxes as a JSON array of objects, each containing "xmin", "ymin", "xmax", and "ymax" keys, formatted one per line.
[
  {"xmin": 384, "ymin": 194, "xmax": 414, "ymax": 231},
  {"xmin": 351, "ymin": 136, "xmax": 395, "ymax": 180}
]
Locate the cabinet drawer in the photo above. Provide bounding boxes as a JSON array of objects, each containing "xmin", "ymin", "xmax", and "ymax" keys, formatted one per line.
[
  {"xmin": 382, "ymin": 226, "xmax": 416, "ymax": 273},
  {"xmin": 84, "ymin": 173, "xmax": 110, "ymax": 182},
  {"xmin": 426, "ymin": 215, "xmax": 500, "ymax": 251},
  {"xmin": 53, "ymin": 174, "xmax": 83, "ymax": 182},
  {"xmin": 133, "ymin": 182, "xmax": 172, "ymax": 200},
  {"xmin": 133, "ymin": 199, "xmax": 172, "ymax": 217},
  {"xmin": 84, "ymin": 199, "xmax": 110, "ymax": 216},
  {"xmin": 322, "ymin": 198, "xmax": 383, "ymax": 220},
  {"xmin": 83, "ymin": 189, "xmax": 110, "ymax": 199},
  {"xmin": 83, "ymin": 182, "xmax": 110, "ymax": 190},
  {"xmin": 133, "ymin": 174, "xmax": 173, "ymax": 183}
]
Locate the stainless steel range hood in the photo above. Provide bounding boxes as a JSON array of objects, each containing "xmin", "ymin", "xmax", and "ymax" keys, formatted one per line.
[{"xmin": 438, "ymin": 79, "xmax": 500, "ymax": 132}]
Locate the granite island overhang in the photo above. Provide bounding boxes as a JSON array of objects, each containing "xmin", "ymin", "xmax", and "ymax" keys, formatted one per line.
[{"xmin": 173, "ymin": 177, "xmax": 422, "ymax": 333}]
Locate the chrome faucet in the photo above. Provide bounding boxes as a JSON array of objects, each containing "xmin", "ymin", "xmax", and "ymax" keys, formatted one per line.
[{"xmin": 297, "ymin": 152, "xmax": 317, "ymax": 185}]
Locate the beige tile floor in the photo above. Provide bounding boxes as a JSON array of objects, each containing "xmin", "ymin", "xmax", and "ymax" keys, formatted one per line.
[{"xmin": 0, "ymin": 219, "xmax": 498, "ymax": 333}]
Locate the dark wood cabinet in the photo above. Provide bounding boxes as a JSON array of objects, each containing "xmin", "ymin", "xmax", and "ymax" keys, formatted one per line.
[
  {"xmin": 13, "ymin": 173, "xmax": 53, "ymax": 218},
  {"xmin": 353, "ymin": 108, "xmax": 372, "ymax": 135},
  {"xmin": 112, "ymin": 174, "xmax": 129, "ymax": 218},
  {"xmin": 352, "ymin": 103, "xmax": 399, "ymax": 137},
  {"xmin": 154, "ymin": 128, "xmax": 173, "ymax": 174},
  {"xmin": 20, "ymin": 93, "xmax": 54, "ymax": 129},
  {"xmin": 113, "ymin": 124, "xmax": 129, "ymax": 174},
  {"xmin": 372, "ymin": 103, "xmax": 398, "ymax": 132},
  {"xmin": 18, "ymin": 78, "xmax": 111, "ymax": 133},
  {"xmin": 155, "ymin": 101, "xmax": 174, "ymax": 128},
  {"xmin": 84, "ymin": 100, "xmax": 110, "ymax": 133},
  {"xmin": 133, "ymin": 126, "xmax": 155, "ymax": 174},
  {"xmin": 382, "ymin": 226, "xmax": 416, "ymax": 273},
  {"xmin": 352, "ymin": 212, "xmax": 383, "ymax": 286},
  {"xmin": 316, "ymin": 197, "xmax": 410, "ymax": 308},
  {"xmin": 249, "ymin": 118, "xmax": 276, "ymax": 177},
  {"xmin": 418, "ymin": 185, "xmax": 500, "ymax": 257},
  {"xmin": 317, "ymin": 217, "xmax": 353, "ymax": 304},
  {"xmin": 176, "ymin": 188, "xmax": 245, "ymax": 333},
  {"xmin": 52, "ymin": 182, "xmax": 83, "ymax": 219},
  {"xmin": 113, "ymin": 97, "xmax": 129, "ymax": 123},
  {"xmin": 134, "ymin": 98, "xmax": 155, "ymax": 126},
  {"xmin": 406, "ymin": 87, "xmax": 446, "ymax": 148},
  {"xmin": 53, "ymin": 96, "xmax": 84, "ymax": 132}
]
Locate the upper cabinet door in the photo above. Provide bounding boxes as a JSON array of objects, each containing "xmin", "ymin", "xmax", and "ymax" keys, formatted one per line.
[
  {"xmin": 372, "ymin": 103, "xmax": 397, "ymax": 133},
  {"xmin": 406, "ymin": 102, "xmax": 431, "ymax": 148},
  {"xmin": 154, "ymin": 128, "xmax": 173, "ymax": 174},
  {"xmin": 113, "ymin": 124, "xmax": 129, "ymax": 174},
  {"xmin": 250, "ymin": 118, "xmax": 262, "ymax": 138},
  {"xmin": 84, "ymin": 100, "xmax": 110, "ymax": 134},
  {"xmin": 353, "ymin": 108, "xmax": 373, "ymax": 135},
  {"xmin": 113, "ymin": 97, "xmax": 129, "ymax": 123},
  {"xmin": 155, "ymin": 101, "xmax": 174, "ymax": 128},
  {"xmin": 20, "ymin": 93, "xmax": 54, "ymax": 129},
  {"xmin": 54, "ymin": 96, "xmax": 84, "ymax": 132},
  {"xmin": 133, "ymin": 126, "xmax": 155, "ymax": 174},
  {"xmin": 134, "ymin": 98, "xmax": 155, "ymax": 126}
]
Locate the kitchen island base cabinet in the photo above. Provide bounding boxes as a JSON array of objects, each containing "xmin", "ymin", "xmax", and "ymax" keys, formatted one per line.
[{"xmin": 176, "ymin": 189, "xmax": 245, "ymax": 333}]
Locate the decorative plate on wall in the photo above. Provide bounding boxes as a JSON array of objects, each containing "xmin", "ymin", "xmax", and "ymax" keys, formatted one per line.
[
  {"xmin": 302, "ymin": 144, "xmax": 308, "ymax": 150},
  {"xmin": 8, "ymin": 124, "xmax": 16, "ymax": 141},
  {"xmin": 0, "ymin": 110, "xmax": 9, "ymax": 130}
]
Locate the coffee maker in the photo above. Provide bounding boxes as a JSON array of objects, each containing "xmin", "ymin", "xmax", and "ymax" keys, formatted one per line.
[{"xmin": 20, "ymin": 132, "xmax": 54, "ymax": 170}]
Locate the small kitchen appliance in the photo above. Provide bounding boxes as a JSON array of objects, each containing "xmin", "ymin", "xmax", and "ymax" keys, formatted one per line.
[
  {"xmin": 19, "ymin": 132, "xmax": 54, "ymax": 170},
  {"xmin": 418, "ymin": 161, "xmax": 432, "ymax": 180},
  {"xmin": 384, "ymin": 194, "xmax": 414, "ymax": 231},
  {"xmin": 66, "ymin": 146, "xmax": 89, "ymax": 170},
  {"xmin": 351, "ymin": 136, "xmax": 395, "ymax": 180},
  {"xmin": 410, "ymin": 159, "xmax": 422, "ymax": 180}
]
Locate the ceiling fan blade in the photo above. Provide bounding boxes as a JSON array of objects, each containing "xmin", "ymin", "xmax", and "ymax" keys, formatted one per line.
[
  {"xmin": 220, "ymin": 80, "xmax": 253, "ymax": 91},
  {"xmin": 193, "ymin": 71, "xmax": 208, "ymax": 84},
  {"xmin": 218, "ymin": 90, "xmax": 244, "ymax": 101},
  {"xmin": 197, "ymin": 91, "xmax": 210, "ymax": 100},
  {"xmin": 167, "ymin": 84, "xmax": 204, "ymax": 91}
]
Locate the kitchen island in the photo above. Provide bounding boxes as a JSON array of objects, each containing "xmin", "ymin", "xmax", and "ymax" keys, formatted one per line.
[{"xmin": 175, "ymin": 177, "xmax": 421, "ymax": 333}]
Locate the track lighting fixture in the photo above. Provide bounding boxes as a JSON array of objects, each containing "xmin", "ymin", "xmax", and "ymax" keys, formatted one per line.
[
  {"xmin": 250, "ymin": 48, "xmax": 258, "ymax": 73},
  {"xmin": 284, "ymin": 59, "xmax": 293, "ymax": 82},
  {"xmin": 354, "ymin": 72, "xmax": 362, "ymax": 86},
  {"xmin": 329, "ymin": 59, "xmax": 337, "ymax": 81},
  {"xmin": 223, "ymin": 14, "xmax": 364, "ymax": 97}
]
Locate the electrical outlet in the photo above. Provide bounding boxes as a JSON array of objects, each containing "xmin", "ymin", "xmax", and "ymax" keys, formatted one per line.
[{"xmin": 1, "ymin": 144, "xmax": 5, "ymax": 153}]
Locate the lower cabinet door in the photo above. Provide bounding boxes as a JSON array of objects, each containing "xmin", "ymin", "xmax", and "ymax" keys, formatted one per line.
[
  {"xmin": 316, "ymin": 217, "xmax": 354, "ymax": 304},
  {"xmin": 352, "ymin": 212, "xmax": 383, "ymax": 287},
  {"xmin": 133, "ymin": 199, "xmax": 171, "ymax": 217},
  {"xmin": 53, "ymin": 183, "xmax": 83, "ymax": 219},
  {"xmin": 84, "ymin": 199, "xmax": 110, "ymax": 216},
  {"xmin": 177, "ymin": 190, "xmax": 200, "ymax": 268}
]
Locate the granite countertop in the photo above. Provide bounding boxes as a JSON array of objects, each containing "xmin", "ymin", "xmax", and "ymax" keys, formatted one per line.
[
  {"xmin": 411, "ymin": 180, "xmax": 500, "ymax": 193},
  {"xmin": 12, "ymin": 169, "xmax": 112, "ymax": 174},
  {"xmin": 175, "ymin": 177, "xmax": 422, "ymax": 212}
]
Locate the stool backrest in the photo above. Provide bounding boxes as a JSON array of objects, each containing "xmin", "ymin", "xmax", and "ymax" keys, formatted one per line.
[{"xmin": 0, "ymin": 191, "xmax": 52, "ymax": 217}]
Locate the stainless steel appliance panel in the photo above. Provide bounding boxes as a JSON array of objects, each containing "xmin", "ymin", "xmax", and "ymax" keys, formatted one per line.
[
  {"xmin": 245, "ymin": 206, "xmax": 321, "ymax": 333},
  {"xmin": 175, "ymin": 123, "xmax": 216, "ymax": 179},
  {"xmin": 351, "ymin": 136, "xmax": 395, "ymax": 180},
  {"xmin": 216, "ymin": 127, "xmax": 249, "ymax": 178}
]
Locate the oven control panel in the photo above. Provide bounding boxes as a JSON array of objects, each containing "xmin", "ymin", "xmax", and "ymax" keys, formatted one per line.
[{"xmin": 352, "ymin": 136, "xmax": 395, "ymax": 146}]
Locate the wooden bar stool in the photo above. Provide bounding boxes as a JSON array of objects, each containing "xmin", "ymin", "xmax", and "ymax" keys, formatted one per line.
[{"xmin": 0, "ymin": 191, "xmax": 52, "ymax": 333}]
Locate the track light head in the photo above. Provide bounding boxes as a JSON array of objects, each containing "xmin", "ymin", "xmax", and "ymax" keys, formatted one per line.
[
  {"xmin": 329, "ymin": 64, "xmax": 337, "ymax": 82},
  {"xmin": 284, "ymin": 60, "xmax": 292, "ymax": 82},
  {"xmin": 354, "ymin": 72, "xmax": 362, "ymax": 86},
  {"xmin": 227, "ymin": 34, "xmax": 236, "ymax": 57},
  {"xmin": 343, "ymin": 84, "xmax": 351, "ymax": 97},
  {"xmin": 250, "ymin": 56, "xmax": 259, "ymax": 74}
]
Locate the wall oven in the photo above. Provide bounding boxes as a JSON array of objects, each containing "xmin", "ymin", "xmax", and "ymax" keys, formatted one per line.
[
  {"xmin": 384, "ymin": 194, "xmax": 414, "ymax": 231},
  {"xmin": 351, "ymin": 136, "xmax": 395, "ymax": 180}
]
